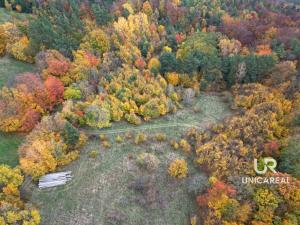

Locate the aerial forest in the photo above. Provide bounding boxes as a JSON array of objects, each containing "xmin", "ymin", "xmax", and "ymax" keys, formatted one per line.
[{"xmin": 0, "ymin": 0, "xmax": 299, "ymax": 224}]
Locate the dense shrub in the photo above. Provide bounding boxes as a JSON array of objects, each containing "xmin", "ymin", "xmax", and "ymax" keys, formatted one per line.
[
  {"xmin": 115, "ymin": 135, "xmax": 123, "ymax": 143},
  {"xmin": 155, "ymin": 133, "xmax": 167, "ymax": 142},
  {"xmin": 125, "ymin": 113, "xmax": 141, "ymax": 125},
  {"xmin": 179, "ymin": 139, "xmax": 191, "ymax": 154},
  {"xmin": 139, "ymin": 97, "xmax": 168, "ymax": 120},
  {"xmin": 170, "ymin": 139, "xmax": 179, "ymax": 150},
  {"xmin": 8, "ymin": 36, "xmax": 34, "ymax": 63},
  {"xmin": 102, "ymin": 140, "xmax": 111, "ymax": 149},
  {"xmin": 100, "ymin": 66, "xmax": 176, "ymax": 123},
  {"xmin": 168, "ymin": 159, "xmax": 188, "ymax": 179},
  {"xmin": 89, "ymin": 150, "xmax": 99, "ymax": 158},
  {"xmin": 134, "ymin": 133, "xmax": 147, "ymax": 145}
]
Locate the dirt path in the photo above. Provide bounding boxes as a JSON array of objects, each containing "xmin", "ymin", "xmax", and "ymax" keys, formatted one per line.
[{"xmin": 84, "ymin": 121, "xmax": 212, "ymax": 136}]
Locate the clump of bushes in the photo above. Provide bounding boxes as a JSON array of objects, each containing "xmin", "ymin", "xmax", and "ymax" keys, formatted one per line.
[
  {"xmin": 85, "ymin": 101, "xmax": 111, "ymax": 129},
  {"xmin": 115, "ymin": 135, "xmax": 123, "ymax": 143},
  {"xmin": 1, "ymin": 21, "xmax": 34, "ymax": 63},
  {"xmin": 170, "ymin": 139, "xmax": 179, "ymax": 150},
  {"xmin": 89, "ymin": 150, "xmax": 99, "ymax": 158},
  {"xmin": 125, "ymin": 113, "xmax": 142, "ymax": 125},
  {"xmin": 179, "ymin": 139, "xmax": 191, "ymax": 154},
  {"xmin": 155, "ymin": 133, "xmax": 167, "ymax": 142},
  {"xmin": 136, "ymin": 152, "xmax": 160, "ymax": 172},
  {"xmin": 9, "ymin": 36, "xmax": 34, "ymax": 63},
  {"xmin": 168, "ymin": 159, "xmax": 188, "ymax": 179},
  {"xmin": 102, "ymin": 141, "xmax": 111, "ymax": 149},
  {"xmin": 99, "ymin": 134, "xmax": 108, "ymax": 142},
  {"xmin": 134, "ymin": 133, "xmax": 147, "ymax": 145}
]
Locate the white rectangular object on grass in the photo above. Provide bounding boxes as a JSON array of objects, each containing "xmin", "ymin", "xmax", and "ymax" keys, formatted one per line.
[{"xmin": 38, "ymin": 171, "xmax": 72, "ymax": 189}]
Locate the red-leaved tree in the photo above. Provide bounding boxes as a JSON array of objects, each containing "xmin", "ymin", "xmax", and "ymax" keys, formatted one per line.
[{"xmin": 44, "ymin": 76, "xmax": 65, "ymax": 109}]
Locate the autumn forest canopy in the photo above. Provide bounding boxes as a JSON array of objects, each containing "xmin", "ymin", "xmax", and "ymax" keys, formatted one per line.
[{"xmin": 0, "ymin": 0, "xmax": 300, "ymax": 224}]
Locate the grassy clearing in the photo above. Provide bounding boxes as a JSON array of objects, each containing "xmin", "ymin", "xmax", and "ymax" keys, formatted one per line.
[
  {"xmin": 31, "ymin": 135, "xmax": 200, "ymax": 225},
  {"xmin": 0, "ymin": 132, "xmax": 23, "ymax": 167},
  {"xmin": 30, "ymin": 94, "xmax": 231, "ymax": 225},
  {"xmin": 0, "ymin": 56, "xmax": 35, "ymax": 87}
]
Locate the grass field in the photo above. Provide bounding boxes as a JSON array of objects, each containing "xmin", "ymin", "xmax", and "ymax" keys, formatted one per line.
[
  {"xmin": 0, "ymin": 132, "xmax": 23, "ymax": 167},
  {"xmin": 0, "ymin": 56, "xmax": 35, "ymax": 87},
  {"xmin": 30, "ymin": 94, "xmax": 232, "ymax": 225},
  {"xmin": 32, "ymin": 138, "xmax": 200, "ymax": 225}
]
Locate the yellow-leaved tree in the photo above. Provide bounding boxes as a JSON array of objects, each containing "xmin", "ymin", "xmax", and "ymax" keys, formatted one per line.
[{"xmin": 0, "ymin": 165, "xmax": 41, "ymax": 224}]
